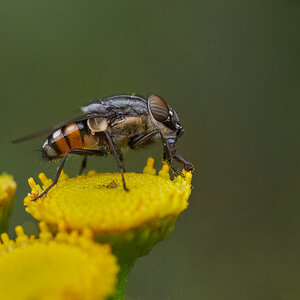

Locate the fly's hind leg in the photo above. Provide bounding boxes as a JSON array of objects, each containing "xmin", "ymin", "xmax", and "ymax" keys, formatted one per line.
[
  {"xmin": 33, "ymin": 149, "xmax": 103, "ymax": 201},
  {"xmin": 104, "ymin": 131, "xmax": 128, "ymax": 191}
]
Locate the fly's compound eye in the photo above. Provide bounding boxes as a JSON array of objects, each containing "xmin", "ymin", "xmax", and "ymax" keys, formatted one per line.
[{"xmin": 148, "ymin": 94, "xmax": 170, "ymax": 122}]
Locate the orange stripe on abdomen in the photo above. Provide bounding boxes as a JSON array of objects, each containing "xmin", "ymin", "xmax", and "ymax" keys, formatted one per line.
[
  {"xmin": 64, "ymin": 123, "xmax": 83, "ymax": 149},
  {"xmin": 53, "ymin": 129, "xmax": 69, "ymax": 155},
  {"xmin": 83, "ymin": 134, "xmax": 99, "ymax": 150}
]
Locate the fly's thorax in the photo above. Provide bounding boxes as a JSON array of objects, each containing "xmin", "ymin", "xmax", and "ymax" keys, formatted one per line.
[
  {"xmin": 110, "ymin": 115, "xmax": 148, "ymax": 137},
  {"xmin": 146, "ymin": 114, "xmax": 175, "ymax": 138},
  {"xmin": 109, "ymin": 116, "xmax": 148, "ymax": 153},
  {"xmin": 112, "ymin": 135, "xmax": 130, "ymax": 153}
]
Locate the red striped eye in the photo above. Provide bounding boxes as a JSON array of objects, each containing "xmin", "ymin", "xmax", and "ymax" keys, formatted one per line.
[{"xmin": 148, "ymin": 95, "xmax": 169, "ymax": 122}]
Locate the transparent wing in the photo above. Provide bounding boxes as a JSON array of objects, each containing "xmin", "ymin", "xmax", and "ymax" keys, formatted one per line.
[{"xmin": 12, "ymin": 113, "xmax": 102, "ymax": 143}]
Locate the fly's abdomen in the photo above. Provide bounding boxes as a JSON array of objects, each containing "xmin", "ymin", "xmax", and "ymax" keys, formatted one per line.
[
  {"xmin": 64, "ymin": 123, "xmax": 84, "ymax": 149},
  {"xmin": 42, "ymin": 122, "xmax": 87, "ymax": 159}
]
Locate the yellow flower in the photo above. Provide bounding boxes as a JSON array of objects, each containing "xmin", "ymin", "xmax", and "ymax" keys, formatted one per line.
[
  {"xmin": 0, "ymin": 173, "xmax": 16, "ymax": 209},
  {"xmin": 0, "ymin": 173, "xmax": 16, "ymax": 233},
  {"xmin": 24, "ymin": 158, "xmax": 192, "ymax": 258},
  {"xmin": 0, "ymin": 223, "xmax": 119, "ymax": 300}
]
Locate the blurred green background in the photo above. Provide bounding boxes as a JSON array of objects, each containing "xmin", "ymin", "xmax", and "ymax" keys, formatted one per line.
[{"xmin": 1, "ymin": 1, "xmax": 300, "ymax": 299}]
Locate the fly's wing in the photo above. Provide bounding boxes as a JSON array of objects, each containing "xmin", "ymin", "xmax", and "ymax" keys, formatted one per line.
[
  {"xmin": 12, "ymin": 113, "xmax": 105, "ymax": 143},
  {"xmin": 13, "ymin": 95, "xmax": 148, "ymax": 143},
  {"xmin": 81, "ymin": 95, "xmax": 148, "ymax": 116}
]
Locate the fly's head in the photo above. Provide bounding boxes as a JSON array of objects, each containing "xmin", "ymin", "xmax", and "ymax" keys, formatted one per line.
[
  {"xmin": 147, "ymin": 94, "xmax": 184, "ymax": 155},
  {"xmin": 147, "ymin": 94, "xmax": 194, "ymax": 173}
]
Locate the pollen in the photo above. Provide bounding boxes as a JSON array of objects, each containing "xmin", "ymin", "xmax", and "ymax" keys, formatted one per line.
[{"xmin": 0, "ymin": 223, "xmax": 119, "ymax": 300}]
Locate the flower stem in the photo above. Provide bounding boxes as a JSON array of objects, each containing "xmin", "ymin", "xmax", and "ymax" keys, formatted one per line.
[
  {"xmin": 108, "ymin": 258, "xmax": 136, "ymax": 300},
  {"xmin": 0, "ymin": 201, "xmax": 13, "ymax": 234}
]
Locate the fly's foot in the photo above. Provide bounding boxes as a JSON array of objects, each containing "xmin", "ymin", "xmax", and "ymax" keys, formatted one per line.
[
  {"xmin": 184, "ymin": 163, "xmax": 194, "ymax": 172},
  {"xmin": 170, "ymin": 165, "xmax": 184, "ymax": 177}
]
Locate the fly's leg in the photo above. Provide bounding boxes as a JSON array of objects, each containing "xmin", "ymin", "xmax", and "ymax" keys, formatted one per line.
[
  {"xmin": 79, "ymin": 156, "xmax": 87, "ymax": 175},
  {"xmin": 159, "ymin": 134, "xmax": 182, "ymax": 175},
  {"xmin": 130, "ymin": 131, "xmax": 183, "ymax": 175},
  {"xmin": 33, "ymin": 149, "xmax": 103, "ymax": 201},
  {"xmin": 173, "ymin": 153, "xmax": 194, "ymax": 172},
  {"xmin": 160, "ymin": 135, "xmax": 191, "ymax": 176},
  {"xmin": 162, "ymin": 150, "xmax": 184, "ymax": 176},
  {"xmin": 130, "ymin": 130, "xmax": 193, "ymax": 176},
  {"xmin": 104, "ymin": 131, "xmax": 128, "ymax": 191},
  {"xmin": 129, "ymin": 130, "xmax": 160, "ymax": 149}
]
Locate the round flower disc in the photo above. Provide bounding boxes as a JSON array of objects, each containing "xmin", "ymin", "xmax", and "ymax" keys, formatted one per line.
[
  {"xmin": 0, "ymin": 225, "xmax": 118, "ymax": 300},
  {"xmin": 25, "ymin": 158, "xmax": 192, "ymax": 234}
]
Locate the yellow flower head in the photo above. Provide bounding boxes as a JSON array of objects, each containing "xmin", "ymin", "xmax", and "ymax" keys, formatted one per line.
[
  {"xmin": 25, "ymin": 158, "xmax": 192, "ymax": 260},
  {"xmin": 0, "ymin": 173, "xmax": 16, "ymax": 209},
  {"xmin": 0, "ymin": 173, "xmax": 16, "ymax": 233},
  {"xmin": 0, "ymin": 223, "xmax": 119, "ymax": 300}
]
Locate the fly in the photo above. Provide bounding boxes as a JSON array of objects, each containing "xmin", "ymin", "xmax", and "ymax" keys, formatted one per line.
[{"xmin": 13, "ymin": 94, "xmax": 194, "ymax": 200}]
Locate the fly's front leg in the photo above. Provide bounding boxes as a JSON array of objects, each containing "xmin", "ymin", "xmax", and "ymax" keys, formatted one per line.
[
  {"xmin": 129, "ymin": 130, "xmax": 160, "ymax": 149},
  {"xmin": 162, "ymin": 136, "xmax": 193, "ymax": 176},
  {"xmin": 104, "ymin": 131, "xmax": 128, "ymax": 191},
  {"xmin": 158, "ymin": 131, "xmax": 172, "ymax": 162},
  {"xmin": 163, "ymin": 150, "xmax": 184, "ymax": 177},
  {"xmin": 173, "ymin": 153, "xmax": 194, "ymax": 172},
  {"xmin": 159, "ymin": 134, "xmax": 182, "ymax": 176},
  {"xmin": 33, "ymin": 149, "xmax": 104, "ymax": 201}
]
